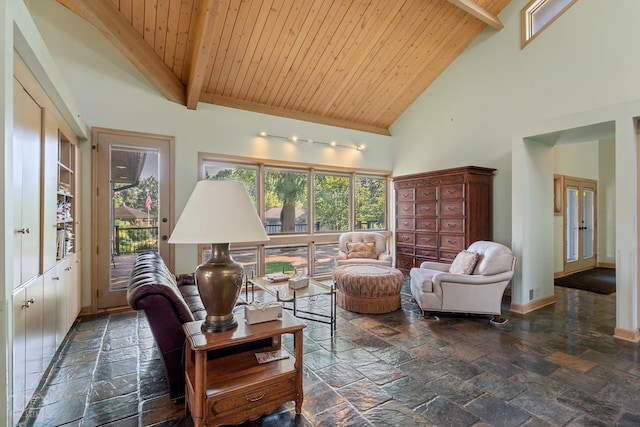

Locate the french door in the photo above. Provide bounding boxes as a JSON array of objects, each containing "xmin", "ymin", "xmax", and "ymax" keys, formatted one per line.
[
  {"xmin": 564, "ymin": 177, "xmax": 597, "ymax": 274},
  {"xmin": 93, "ymin": 128, "xmax": 174, "ymax": 309}
]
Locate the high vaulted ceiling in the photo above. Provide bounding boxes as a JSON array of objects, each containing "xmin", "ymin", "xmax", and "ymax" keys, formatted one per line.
[{"xmin": 57, "ymin": 0, "xmax": 511, "ymax": 135}]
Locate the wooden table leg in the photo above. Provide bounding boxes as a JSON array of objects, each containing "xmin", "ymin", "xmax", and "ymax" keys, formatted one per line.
[
  {"xmin": 192, "ymin": 350, "xmax": 206, "ymax": 427},
  {"xmin": 294, "ymin": 329, "xmax": 304, "ymax": 414}
]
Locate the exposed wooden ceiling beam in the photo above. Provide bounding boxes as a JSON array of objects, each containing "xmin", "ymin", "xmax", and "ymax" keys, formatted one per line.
[
  {"xmin": 200, "ymin": 93, "xmax": 392, "ymax": 136},
  {"xmin": 447, "ymin": 0, "xmax": 504, "ymax": 30},
  {"xmin": 186, "ymin": 0, "xmax": 219, "ymax": 110},
  {"xmin": 57, "ymin": 0, "xmax": 186, "ymax": 105}
]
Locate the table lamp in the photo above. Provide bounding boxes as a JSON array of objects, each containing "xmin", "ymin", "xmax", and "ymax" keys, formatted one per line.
[{"xmin": 168, "ymin": 180, "xmax": 269, "ymax": 332}]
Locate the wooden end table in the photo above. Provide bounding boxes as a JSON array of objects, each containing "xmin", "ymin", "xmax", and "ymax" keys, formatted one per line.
[{"xmin": 183, "ymin": 310, "xmax": 306, "ymax": 427}]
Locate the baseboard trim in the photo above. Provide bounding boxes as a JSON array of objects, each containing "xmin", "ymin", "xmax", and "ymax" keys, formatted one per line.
[
  {"xmin": 510, "ymin": 295, "xmax": 556, "ymax": 314},
  {"xmin": 614, "ymin": 327, "xmax": 640, "ymax": 342},
  {"xmin": 597, "ymin": 262, "xmax": 616, "ymax": 269}
]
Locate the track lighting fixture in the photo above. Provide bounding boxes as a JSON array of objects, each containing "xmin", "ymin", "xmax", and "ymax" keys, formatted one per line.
[{"xmin": 258, "ymin": 131, "xmax": 365, "ymax": 151}]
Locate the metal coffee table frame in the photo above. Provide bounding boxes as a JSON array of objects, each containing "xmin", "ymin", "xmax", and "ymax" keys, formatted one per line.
[{"xmin": 246, "ymin": 276, "xmax": 337, "ymax": 337}]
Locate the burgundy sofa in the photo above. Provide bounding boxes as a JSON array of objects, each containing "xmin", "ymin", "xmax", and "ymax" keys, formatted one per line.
[{"xmin": 127, "ymin": 251, "xmax": 272, "ymax": 400}]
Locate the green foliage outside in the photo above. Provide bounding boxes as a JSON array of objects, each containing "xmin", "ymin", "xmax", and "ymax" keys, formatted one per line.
[
  {"xmin": 203, "ymin": 163, "xmax": 385, "ymax": 232},
  {"xmin": 265, "ymin": 262, "xmax": 296, "ymax": 274}
]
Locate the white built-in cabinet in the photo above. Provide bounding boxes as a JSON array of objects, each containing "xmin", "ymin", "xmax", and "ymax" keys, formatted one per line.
[{"xmin": 12, "ymin": 53, "xmax": 82, "ymax": 425}]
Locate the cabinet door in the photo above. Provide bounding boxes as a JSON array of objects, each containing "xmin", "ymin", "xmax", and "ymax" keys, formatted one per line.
[
  {"xmin": 12, "ymin": 287, "xmax": 27, "ymax": 422},
  {"xmin": 55, "ymin": 259, "xmax": 69, "ymax": 347},
  {"xmin": 42, "ymin": 111, "xmax": 60, "ymax": 271},
  {"xmin": 67, "ymin": 252, "xmax": 81, "ymax": 328},
  {"xmin": 24, "ymin": 277, "xmax": 44, "ymax": 400},
  {"xmin": 42, "ymin": 267, "xmax": 60, "ymax": 367},
  {"xmin": 12, "ymin": 77, "xmax": 42, "ymax": 287}
]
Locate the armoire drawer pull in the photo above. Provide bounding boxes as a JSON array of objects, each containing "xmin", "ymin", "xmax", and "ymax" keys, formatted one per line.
[
  {"xmin": 447, "ymin": 239, "xmax": 457, "ymax": 244},
  {"xmin": 402, "ymin": 221, "xmax": 409, "ymax": 226},
  {"xmin": 447, "ymin": 206, "xmax": 456, "ymax": 211},
  {"xmin": 447, "ymin": 189, "xmax": 456, "ymax": 194},
  {"xmin": 447, "ymin": 223, "xmax": 456, "ymax": 228}
]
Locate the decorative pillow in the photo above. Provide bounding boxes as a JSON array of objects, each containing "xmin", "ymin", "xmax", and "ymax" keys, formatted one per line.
[
  {"xmin": 449, "ymin": 250, "xmax": 479, "ymax": 275},
  {"xmin": 346, "ymin": 241, "xmax": 378, "ymax": 259}
]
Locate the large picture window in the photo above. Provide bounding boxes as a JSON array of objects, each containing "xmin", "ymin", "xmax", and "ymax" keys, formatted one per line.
[
  {"xmin": 314, "ymin": 173, "xmax": 350, "ymax": 232},
  {"xmin": 265, "ymin": 168, "xmax": 309, "ymax": 234},
  {"xmin": 199, "ymin": 154, "xmax": 390, "ymax": 278}
]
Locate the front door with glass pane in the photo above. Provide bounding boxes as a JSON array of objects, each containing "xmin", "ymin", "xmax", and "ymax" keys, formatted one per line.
[
  {"xmin": 564, "ymin": 177, "xmax": 597, "ymax": 274},
  {"xmin": 94, "ymin": 129, "xmax": 173, "ymax": 309}
]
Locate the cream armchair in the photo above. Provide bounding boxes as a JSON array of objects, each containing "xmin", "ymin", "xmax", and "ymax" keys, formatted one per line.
[
  {"xmin": 335, "ymin": 232, "xmax": 392, "ymax": 267},
  {"xmin": 409, "ymin": 241, "xmax": 515, "ymax": 324}
]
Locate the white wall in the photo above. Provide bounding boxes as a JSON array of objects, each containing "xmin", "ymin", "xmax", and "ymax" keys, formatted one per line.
[
  {"xmin": 28, "ymin": 1, "xmax": 394, "ymax": 305},
  {"xmin": 391, "ymin": 0, "xmax": 638, "ymax": 336}
]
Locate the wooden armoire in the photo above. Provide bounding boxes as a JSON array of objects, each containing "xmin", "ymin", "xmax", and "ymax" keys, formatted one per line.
[{"xmin": 393, "ymin": 166, "xmax": 495, "ymax": 274}]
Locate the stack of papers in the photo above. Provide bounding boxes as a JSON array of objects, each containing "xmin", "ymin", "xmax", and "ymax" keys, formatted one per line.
[
  {"xmin": 265, "ymin": 273, "xmax": 290, "ymax": 283},
  {"xmin": 255, "ymin": 349, "xmax": 290, "ymax": 364}
]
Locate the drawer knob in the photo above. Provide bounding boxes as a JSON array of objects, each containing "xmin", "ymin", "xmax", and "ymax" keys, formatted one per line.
[{"xmin": 245, "ymin": 389, "xmax": 268, "ymax": 402}]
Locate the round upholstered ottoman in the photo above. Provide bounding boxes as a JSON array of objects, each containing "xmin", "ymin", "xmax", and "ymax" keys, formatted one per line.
[{"xmin": 333, "ymin": 265, "xmax": 404, "ymax": 314}]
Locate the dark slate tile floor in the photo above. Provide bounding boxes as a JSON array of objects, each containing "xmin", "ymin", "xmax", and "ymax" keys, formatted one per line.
[{"xmin": 17, "ymin": 281, "xmax": 640, "ymax": 426}]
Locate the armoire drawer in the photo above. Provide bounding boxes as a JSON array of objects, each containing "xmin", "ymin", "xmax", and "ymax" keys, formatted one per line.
[
  {"xmin": 396, "ymin": 245, "xmax": 415, "ymax": 256},
  {"xmin": 415, "ymin": 218, "xmax": 437, "ymax": 231},
  {"xmin": 415, "ymin": 233, "xmax": 437, "ymax": 248},
  {"xmin": 396, "ymin": 202, "xmax": 415, "ymax": 217},
  {"xmin": 439, "ymin": 200, "xmax": 465, "ymax": 217},
  {"xmin": 415, "ymin": 202, "xmax": 437, "ymax": 217},
  {"xmin": 396, "ymin": 232, "xmax": 415, "ymax": 245},
  {"xmin": 440, "ymin": 218, "xmax": 464, "ymax": 233},
  {"xmin": 439, "ymin": 183, "xmax": 464, "ymax": 200},
  {"xmin": 439, "ymin": 234, "xmax": 465, "ymax": 252},
  {"xmin": 396, "ymin": 188, "xmax": 415, "ymax": 202},
  {"xmin": 415, "ymin": 187, "xmax": 436, "ymax": 200},
  {"xmin": 396, "ymin": 218, "xmax": 415, "ymax": 231}
]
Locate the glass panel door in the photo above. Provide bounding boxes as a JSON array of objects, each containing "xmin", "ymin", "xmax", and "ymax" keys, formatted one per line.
[
  {"xmin": 95, "ymin": 129, "xmax": 173, "ymax": 309},
  {"xmin": 564, "ymin": 178, "xmax": 597, "ymax": 274}
]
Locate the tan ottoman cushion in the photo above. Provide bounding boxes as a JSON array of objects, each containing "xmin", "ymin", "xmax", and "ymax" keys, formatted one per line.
[{"xmin": 333, "ymin": 265, "xmax": 404, "ymax": 314}]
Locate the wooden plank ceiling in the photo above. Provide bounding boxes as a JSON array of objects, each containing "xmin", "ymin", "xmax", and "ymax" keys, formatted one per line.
[{"xmin": 57, "ymin": 0, "xmax": 511, "ymax": 135}]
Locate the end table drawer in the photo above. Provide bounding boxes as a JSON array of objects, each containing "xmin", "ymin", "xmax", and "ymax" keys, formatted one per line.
[{"xmin": 210, "ymin": 375, "xmax": 296, "ymax": 417}]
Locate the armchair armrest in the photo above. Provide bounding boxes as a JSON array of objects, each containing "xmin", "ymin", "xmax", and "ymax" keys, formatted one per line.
[
  {"xmin": 418, "ymin": 261, "xmax": 450, "ymax": 272},
  {"xmin": 378, "ymin": 253, "xmax": 392, "ymax": 263},
  {"xmin": 432, "ymin": 270, "xmax": 514, "ymax": 287}
]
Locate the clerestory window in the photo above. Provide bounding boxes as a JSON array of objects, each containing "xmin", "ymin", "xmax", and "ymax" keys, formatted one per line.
[{"xmin": 521, "ymin": 0, "xmax": 576, "ymax": 47}]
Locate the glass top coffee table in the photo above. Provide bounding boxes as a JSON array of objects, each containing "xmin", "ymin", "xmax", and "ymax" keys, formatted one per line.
[{"xmin": 247, "ymin": 276, "xmax": 336, "ymax": 337}]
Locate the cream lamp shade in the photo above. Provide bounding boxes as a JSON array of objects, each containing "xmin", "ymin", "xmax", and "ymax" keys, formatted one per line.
[{"xmin": 168, "ymin": 180, "xmax": 269, "ymax": 245}]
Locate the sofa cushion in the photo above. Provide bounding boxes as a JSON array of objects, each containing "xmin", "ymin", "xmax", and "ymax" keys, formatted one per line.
[
  {"xmin": 346, "ymin": 241, "xmax": 377, "ymax": 259},
  {"xmin": 449, "ymin": 250, "xmax": 479, "ymax": 275}
]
